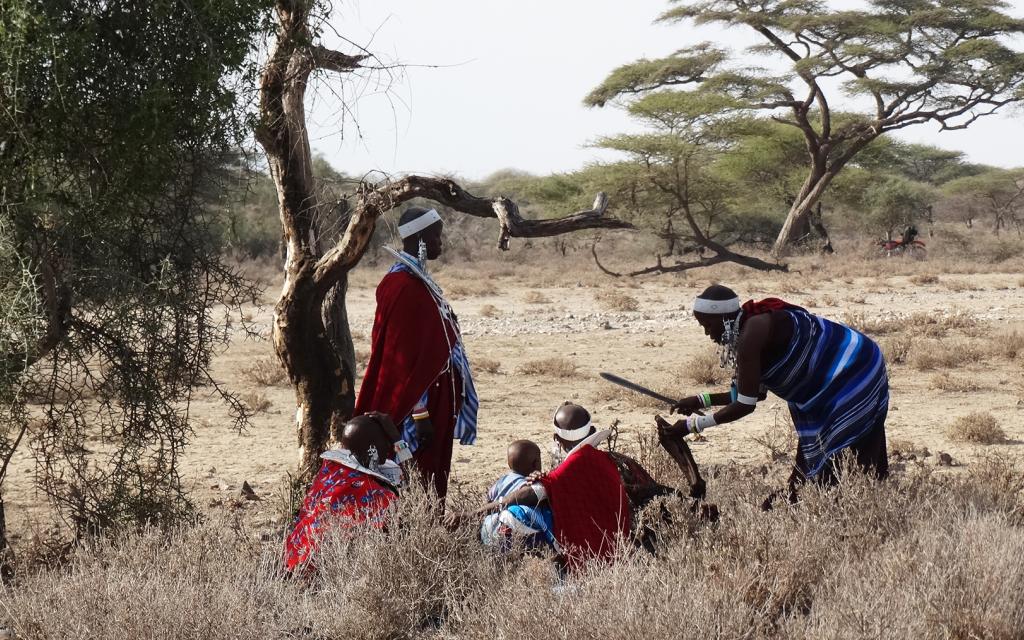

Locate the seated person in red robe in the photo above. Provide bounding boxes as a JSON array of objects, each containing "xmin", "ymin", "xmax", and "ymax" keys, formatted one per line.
[
  {"xmin": 449, "ymin": 404, "xmax": 633, "ymax": 570},
  {"xmin": 448, "ymin": 404, "xmax": 715, "ymax": 567},
  {"xmin": 283, "ymin": 413, "xmax": 404, "ymax": 572}
]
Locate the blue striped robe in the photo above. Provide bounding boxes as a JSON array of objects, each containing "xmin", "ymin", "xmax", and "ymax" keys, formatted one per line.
[{"xmin": 761, "ymin": 309, "xmax": 889, "ymax": 477}]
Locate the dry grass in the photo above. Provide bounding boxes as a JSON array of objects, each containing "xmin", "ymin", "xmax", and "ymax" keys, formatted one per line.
[
  {"xmin": 844, "ymin": 310, "xmax": 977, "ymax": 339},
  {"xmin": 516, "ymin": 357, "xmax": 577, "ymax": 378},
  {"xmin": 909, "ymin": 273, "xmax": 939, "ymax": 285},
  {"xmin": 946, "ymin": 412, "xmax": 1008, "ymax": 445},
  {"xmin": 522, "ymin": 290, "xmax": 551, "ymax": 304},
  {"xmin": 942, "ymin": 278, "xmax": 981, "ymax": 293},
  {"xmin": 881, "ymin": 335, "xmax": 913, "ymax": 365},
  {"xmin": 240, "ymin": 357, "xmax": 287, "ymax": 387},
  {"xmin": 911, "ymin": 340, "xmax": 982, "ymax": 371},
  {"xmin": 594, "ymin": 290, "xmax": 640, "ymax": 312},
  {"xmin": 888, "ymin": 438, "xmax": 930, "ymax": 460},
  {"xmin": 930, "ymin": 372, "xmax": 983, "ymax": 393},
  {"xmin": 750, "ymin": 410, "xmax": 797, "ymax": 462},
  {"xmin": 685, "ymin": 348, "xmax": 727, "ymax": 386},
  {"xmin": 240, "ymin": 391, "xmax": 272, "ymax": 414},
  {"xmin": 478, "ymin": 304, "xmax": 500, "ymax": 318},
  {"xmin": 473, "ymin": 357, "xmax": 502, "ymax": 375},
  {"xmin": 989, "ymin": 331, "xmax": 1024, "ymax": 361},
  {"xmin": 4, "ymin": 456, "xmax": 1024, "ymax": 640},
  {"xmin": 445, "ymin": 281, "xmax": 499, "ymax": 299}
]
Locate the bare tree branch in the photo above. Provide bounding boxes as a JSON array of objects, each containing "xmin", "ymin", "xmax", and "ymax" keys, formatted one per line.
[
  {"xmin": 314, "ymin": 177, "xmax": 630, "ymax": 288},
  {"xmin": 590, "ymin": 240, "xmax": 786, "ymax": 278}
]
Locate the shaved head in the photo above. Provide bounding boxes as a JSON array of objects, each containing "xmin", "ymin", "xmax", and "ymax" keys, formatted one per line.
[
  {"xmin": 698, "ymin": 284, "xmax": 738, "ymax": 301},
  {"xmin": 693, "ymin": 284, "xmax": 741, "ymax": 344},
  {"xmin": 507, "ymin": 439, "xmax": 541, "ymax": 476},
  {"xmin": 399, "ymin": 205, "xmax": 444, "ymax": 260},
  {"xmin": 340, "ymin": 415, "xmax": 394, "ymax": 468},
  {"xmin": 553, "ymin": 402, "xmax": 596, "ymax": 450}
]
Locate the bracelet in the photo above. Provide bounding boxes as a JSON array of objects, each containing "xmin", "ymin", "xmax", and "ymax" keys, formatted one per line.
[
  {"xmin": 687, "ymin": 413, "xmax": 718, "ymax": 434},
  {"xmin": 736, "ymin": 393, "xmax": 758, "ymax": 406},
  {"xmin": 412, "ymin": 411, "xmax": 430, "ymax": 421},
  {"xmin": 393, "ymin": 440, "xmax": 413, "ymax": 463},
  {"xmin": 699, "ymin": 392, "xmax": 713, "ymax": 408}
]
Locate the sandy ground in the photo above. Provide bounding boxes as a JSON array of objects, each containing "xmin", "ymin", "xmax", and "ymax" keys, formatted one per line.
[{"xmin": 5, "ymin": 256, "xmax": 1024, "ymax": 537}]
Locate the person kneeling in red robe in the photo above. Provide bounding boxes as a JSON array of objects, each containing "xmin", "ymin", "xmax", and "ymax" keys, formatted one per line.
[
  {"xmin": 284, "ymin": 414, "xmax": 405, "ymax": 572},
  {"xmin": 448, "ymin": 404, "xmax": 632, "ymax": 570}
]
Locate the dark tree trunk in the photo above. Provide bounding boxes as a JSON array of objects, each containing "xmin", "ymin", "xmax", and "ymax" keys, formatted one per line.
[{"xmin": 257, "ymin": 3, "xmax": 632, "ymax": 480}]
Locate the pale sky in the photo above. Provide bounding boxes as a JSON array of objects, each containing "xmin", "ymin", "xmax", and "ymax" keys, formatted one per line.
[{"xmin": 306, "ymin": 0, "xmax": 1024, "ymax": 181}]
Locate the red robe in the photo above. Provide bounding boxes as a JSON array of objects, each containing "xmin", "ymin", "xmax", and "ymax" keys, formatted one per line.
[
  {"xmin": 355, "ymin": 269, "xmax": 462, "ymax": 499},
  {"xmin": 539, "ymin": 444, "xmax": 631, "ymax": 569},
  {"xmin": 283, "ymin": 460, "xmax": 397, "ymax": 572}
]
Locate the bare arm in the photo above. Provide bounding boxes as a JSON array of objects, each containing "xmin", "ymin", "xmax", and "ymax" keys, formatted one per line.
[
  {"xmin": 710, "ymin": 314, "xmax": 769, "ymax": 424},
  {"xmin": 443, "ymin": 483, "xmax": 545, "ymax": 529},
  {"xmin": 666, "ymin": 315, "xmax": 770, "ymax": 436}
]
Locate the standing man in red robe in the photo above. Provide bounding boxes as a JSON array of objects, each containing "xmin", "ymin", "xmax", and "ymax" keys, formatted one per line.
[{"xmin": 354, "ymin": 206, "xmax": 479, "ymax": 503}]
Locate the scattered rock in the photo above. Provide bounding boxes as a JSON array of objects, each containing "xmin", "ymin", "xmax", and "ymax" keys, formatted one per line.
[
  {"xmin": 240, "ymin": 480, "xmax": 260, "ymax": 501},
  {"xmin": 938, "ymin": 452, "xmax": 954, "ymax": 466},
  {"xmin": 206, "ymin": 466, "xmax": 217, "ymax": 477}
]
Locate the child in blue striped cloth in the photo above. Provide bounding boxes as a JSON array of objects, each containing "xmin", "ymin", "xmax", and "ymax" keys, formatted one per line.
[{"xmin": 480, "ymin": 440, "xmax": 557, "ymax": 552}]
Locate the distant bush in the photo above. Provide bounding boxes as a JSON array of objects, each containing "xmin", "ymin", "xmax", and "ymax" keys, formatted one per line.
[{"xmin": 947, "ymin": 412, "xmax": 1007, "ymax": 444}]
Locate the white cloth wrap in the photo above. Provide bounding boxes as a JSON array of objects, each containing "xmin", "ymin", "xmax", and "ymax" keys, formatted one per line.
[
  {"xmin": 554, "ymin": 419, "xmax": 593, "ymax": 441},
  {"xmin": 736, "ymin": 393, "xmax": 759, "ymax": 406},
  {"xmin": 398, "ymin": 208, "xmax": 442, "ymax": 238},
  {"xmin": 692, "ymin": 296, "xmax": 741, "ymax": 314}
]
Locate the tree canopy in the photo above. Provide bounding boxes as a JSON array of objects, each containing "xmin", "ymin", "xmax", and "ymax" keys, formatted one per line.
[
  {"xmin": 587, "ymin": 0, "xmax": 1024, "ymax": 255},
  {"xmin": 0, "ymin": 0, "xmax": 272, "ymax": 538}
]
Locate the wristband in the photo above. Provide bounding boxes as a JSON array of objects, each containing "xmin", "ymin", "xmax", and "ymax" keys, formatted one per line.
[
  {"xmin": 412, "ymin": 411, "xmax": 430, "ymax": 421},
  {"xmin": 687, "ymin": 413, "xmax": 718, "ymax": 434},
  {"xmin": 736, "ymin": 393, "xmax": 758, "ymax": 406},
  {"xmin": 699, "ymin": 392, "xmax": 713, "ymax": 408},
  {"xmin": 393, "ymin": 439, "xmax": 413, "ymax": 464}
]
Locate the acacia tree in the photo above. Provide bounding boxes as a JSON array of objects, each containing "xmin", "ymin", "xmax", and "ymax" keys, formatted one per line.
[
  {"xmin": 0, "ymin": 0, "xmax": 271, "ymax": 548},
  {"xmin": 943, "ymin": 169, "xmax": 1024, "ymax": 235},
  {"xmin": 255, "ymin": 1, "xmax": 631, "ymax": 477},
  {"xmin": 586, "ymin": 0, "xmax": 1024, "ymax": 256},
  {"xmin": 588, "ymin": 94, "xmax": 785, "ymax": 274},
  {"xmin": 864, "ymin": 176, "xmax": 937, "ymax": 239}
]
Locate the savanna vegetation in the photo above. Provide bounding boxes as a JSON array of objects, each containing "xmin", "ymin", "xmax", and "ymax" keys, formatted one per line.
[{"xmin": 2, "ymin": 0, "xmax": 1024, "ymax": 638}]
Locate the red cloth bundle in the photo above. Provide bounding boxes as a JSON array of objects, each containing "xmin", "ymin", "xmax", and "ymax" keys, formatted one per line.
[{"xmin": 539, "ymin": 444, "xmax": 631, "ymax": 568}]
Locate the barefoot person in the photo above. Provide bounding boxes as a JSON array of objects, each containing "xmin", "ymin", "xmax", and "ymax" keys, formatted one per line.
[
  {"xmin": 284, "ymin": 414, "xmax": 404, "ymax": 571},
  {"xmin": 355, "ymin": 206, "xmax": 478, "ymax": 502},
  {"xmin": 669, "ymin": 285, "xmax": 889, "ymax": 498}
]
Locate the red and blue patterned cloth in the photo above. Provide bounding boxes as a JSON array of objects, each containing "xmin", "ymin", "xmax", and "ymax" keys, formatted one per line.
[{"xmin": 283, "ymin": 459, "xmax": 397, "ymax": 571}]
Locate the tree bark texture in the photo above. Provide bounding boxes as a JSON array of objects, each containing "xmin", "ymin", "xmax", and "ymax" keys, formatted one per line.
[{"xmin": 257, "ymin": 2, "xmax": 633, "ymax": 478}]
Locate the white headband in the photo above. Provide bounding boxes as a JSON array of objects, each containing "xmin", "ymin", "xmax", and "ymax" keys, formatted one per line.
[
  {"xmin": 398, "ymin": 208, "xmax": 442, "ymax": 239},
  {"xmin": 692, "ymin": 296, "xmax": 740, "ymax": 314},
  {"xmin": 553, "ymin": 411, "xmax": 594, "ymax": 441}
]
